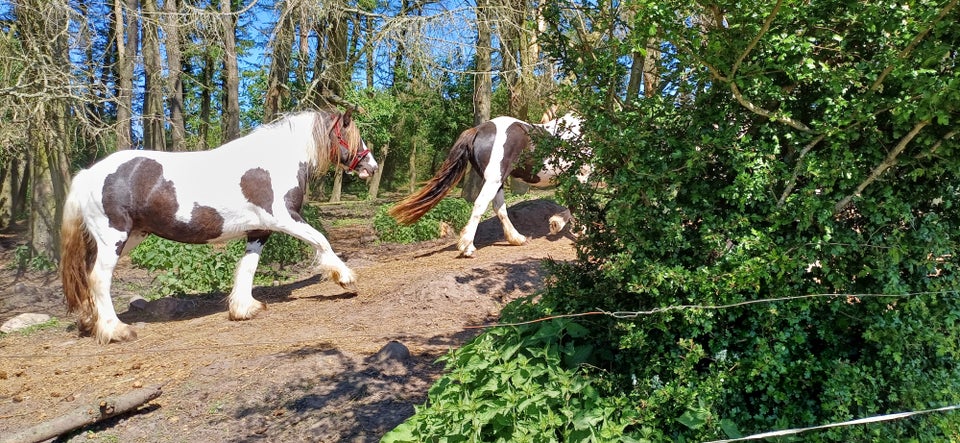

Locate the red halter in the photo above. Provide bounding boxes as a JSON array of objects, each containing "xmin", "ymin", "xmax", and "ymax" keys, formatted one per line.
[{"xmin": 330, "ymin": 115, "xmax": 370, "ymax": 172}]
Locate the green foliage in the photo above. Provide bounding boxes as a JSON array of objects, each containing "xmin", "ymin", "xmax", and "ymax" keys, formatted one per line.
[
  {"xmin": 373, "ymin": 198, "xmax": 471, "ymax": 244},
  {"xmin": 11, "ymin": 245, "xmax": 56, "ymax": 272},
  {"xmin": 396, "ymin": 0, "xmax": 960, "ymax": 440},
  {"xmin": 383, "ymin": 320, "xmax": 641, "ymax": 443},
  {"xmin": 129, "ymin": 236, "xmax": 243, "ymax": 298},
  {"xmin": 129, "ymin": 205, "xmax": 324, "ymax": 298}
]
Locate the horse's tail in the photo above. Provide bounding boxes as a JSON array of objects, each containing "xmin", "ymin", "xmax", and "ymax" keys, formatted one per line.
[
  {"xmin": 60, "ymin": 175, "xmax": 98, "ymax": 336},
  {"xmin": 389, "ymin": 127, "xmax": 477, "ymax": 225}
]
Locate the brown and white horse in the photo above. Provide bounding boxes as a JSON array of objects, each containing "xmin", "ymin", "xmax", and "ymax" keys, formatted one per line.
[
  {"xmin": 60, "ymin": 109, "xmax": 377, "ymax": 344},
  {"xmin": 389, "ymin": 113, "xmax": 585, "ymax": 257}
]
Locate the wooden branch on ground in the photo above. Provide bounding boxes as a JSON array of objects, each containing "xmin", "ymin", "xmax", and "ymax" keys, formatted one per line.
[{"xmin": 1, "ymin": 384, "xmax": 164, "ymax": 443}]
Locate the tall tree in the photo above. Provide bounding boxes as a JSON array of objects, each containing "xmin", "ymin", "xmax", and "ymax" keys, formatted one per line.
[
  {"xmin": 114, "ymin": 0, "xmax": 138, "ymax": 150},
  {"xmin": 142, "ymin": 0, "xmax": 166, "ymax": 150},
  {"xmin": 264, "ymin": 1, "xmax": 295, "ymax": 121},
  {"xmin": 221, "ymin": 0, "xmax": 240, "ymax": 141},
  {"xmin": 5, "ymin": 0, "xmax": 78, "ymax": 261},
  {"xmin": 326, "ymin": 1, "xmax": 353, "ymax": 203},
  {"xmin": 162, "ymin": 0, "xmax": 187, "ymax": 151},
  {"xmin": 461, "ymin": 0, "xmax": 492, "ymax": 202}
]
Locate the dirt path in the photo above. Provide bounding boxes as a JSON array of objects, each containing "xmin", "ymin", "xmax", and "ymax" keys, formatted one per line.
[{"xmin": 0, "ymin": 199, "xmax": 575, "ymax": 442}]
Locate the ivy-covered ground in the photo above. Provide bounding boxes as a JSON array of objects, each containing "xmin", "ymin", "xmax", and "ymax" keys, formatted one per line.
[{"xmin": 0, "ymin": 199, "xmax": 575, "ymax": 442}]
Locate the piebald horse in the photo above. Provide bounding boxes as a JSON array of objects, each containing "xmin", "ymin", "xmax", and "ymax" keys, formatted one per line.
[
  {"xmin": 60, "ymin": 109, "xmax": 378, "ymax": 344},
  {"xmin": 389, "ymin": 113, "xmax": 585, "ymax": 257}
]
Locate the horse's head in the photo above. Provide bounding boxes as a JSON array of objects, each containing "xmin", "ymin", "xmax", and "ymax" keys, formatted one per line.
[
  {"xmin": 328, "ymin": 109, "xmax": 379, "ymax": 179},
  {"xmin": 541, "ymin": 112, "xmax": 582, "ymax": 141}
]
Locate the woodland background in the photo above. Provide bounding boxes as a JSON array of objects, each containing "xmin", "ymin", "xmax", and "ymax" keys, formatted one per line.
[{"xmin": 2, "ymin": 0, "xmax": 960, "ymax": 440}]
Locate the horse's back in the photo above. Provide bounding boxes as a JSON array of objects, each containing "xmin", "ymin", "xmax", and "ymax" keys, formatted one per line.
[{"xmin": 70, "ymin": 149, "xmax": 289, "ymax": 244}]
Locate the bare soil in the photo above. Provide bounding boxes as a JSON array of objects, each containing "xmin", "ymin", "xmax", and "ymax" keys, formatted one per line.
[{"xmin": 0, "ymin": 199, "xmax": 576, "ymax": 442}]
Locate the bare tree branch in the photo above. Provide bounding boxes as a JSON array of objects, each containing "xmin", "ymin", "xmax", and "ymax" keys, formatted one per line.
[{"xmin": 834, "ymin": 119, "xmax": 931, "ymax": 213}]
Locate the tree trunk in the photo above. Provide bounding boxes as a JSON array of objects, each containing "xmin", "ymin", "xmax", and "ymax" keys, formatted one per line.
[
  {"xmin": 364, "ymin": 15, "xmax": 375, "ymax": 88},
  {"xmin": 114, "ymin": 0, "xmax": 138, "ymax": 150},
  {"xmin": 28, "ymin": 128, "xmax": 57, "ymax": 261},
  {"xmin": 199, "ymin": 50, "xmax": 214, "ymax": 149},
  {"xmin": 7, "ymin": 157, "xmax": 26, "ymax": 227},
  {"xmin": 328, "ymin": 4, "xmax": 350, "ymax": 98},
  {"xmin": 462, "ymin": 0, "xmax": 493, "ymax": 203},
  {"xmin": 45, "ymin": 105, "xmax": 73, "ymax": 261},
  {"xmin": 163, "ymin": 0, "xmax": 186, "ymax": 151},
  {"xmin": 367, "ymin": 144, "xmax": 387, "ymax": 199},
  {"xmin": 326, "ymin": 3, "xmax": 351, "ymax": 203},
  {"xmin": 264, "ymin": 6, "xmax": 295, "ymax": 122},
  {"xmin": 408, "ymin": 138, "xmax": 417, "ymax": 194},
  {"xmin": 641, "ymin": 37, "xmax": 661, "ymax": 97},
  {"xmin": 221, "ymin": 0, "xmax": 240, "ymax": 141},
  {"xmin": 142, "ymin": 0, "xmax": 166, "ymax": 151}
]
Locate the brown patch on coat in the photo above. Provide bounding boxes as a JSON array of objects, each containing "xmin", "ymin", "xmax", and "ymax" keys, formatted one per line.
[
  {"xmin": 500, "ymin": 122, "xmax": 540, "ymax": 184},
  {"xmin": 102, "ymin": 157, "xmax": 224, "ymax": 250},
  {"xmin": 283, "ymin": 162, "xmax": 310, "ymax": 222},
  {"xmin": 240, "ymin": 168, "xmax": 274, "ymax": 214}
]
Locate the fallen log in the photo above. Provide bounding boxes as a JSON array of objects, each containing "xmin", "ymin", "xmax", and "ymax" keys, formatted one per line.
[{"xmin": 1, "ymin": 383, "xmax": 164, "ymax": 443}]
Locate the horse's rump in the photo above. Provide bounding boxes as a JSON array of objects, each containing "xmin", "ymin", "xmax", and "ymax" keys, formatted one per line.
[{"xmin": 389, "ymin": 127, "xmax": 478, "ymax": 224}]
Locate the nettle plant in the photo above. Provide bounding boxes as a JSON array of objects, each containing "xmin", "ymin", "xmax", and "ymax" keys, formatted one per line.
[{"xmin": 130, "ymin": 204, "xmax": 322, "ymax": 298}]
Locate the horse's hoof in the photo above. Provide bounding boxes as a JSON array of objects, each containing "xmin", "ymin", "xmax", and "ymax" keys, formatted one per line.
[
  {"xmin": 459, "ymin": 246, "xmax": 476, "ymax": 258},
  {"xmin": 97, "ymin": 322, "xmax": 138, "ymax": 344},
  {"xmin": 115, "ymin": 324, "xmax": 138, "ymax": 342},
  {"xmin": 549, "ymin": 215, "xmax": 567, "ymax": 235},
  {"xmin": 330, "ymin": 269, "xmax": 358, "ymax": 292},
  {"xmin": 504, "ymin": 233, "xmax": 527, "ymax": 246},
  {"xmin": 339, "ymin": 281, "xmax": 359, "ymax": 293},
  {"xmin": 229, "ymin": 300, "xmax": 266, "ymax": 321}
]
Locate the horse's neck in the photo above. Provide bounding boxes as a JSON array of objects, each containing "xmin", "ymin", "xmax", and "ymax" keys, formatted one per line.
[{"xmin": 221, "ymin": 114, "xmax": 319, "ymax": 166}]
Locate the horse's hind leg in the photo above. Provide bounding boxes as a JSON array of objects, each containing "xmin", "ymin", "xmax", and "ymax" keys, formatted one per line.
[
  {"xmin": 90, "ymin": 236, "xmax": 137, "ymax": 344},
  {"xmin": 228, "ymin": 234, "xmax": 269, "ymax": 320},
  {"xmin": 458, "ymin": 178, "xmax": 501, "ymax": 257},
  {"xmin": 493, "ymin": 188, "xmax": 526, "ymax": 246}
]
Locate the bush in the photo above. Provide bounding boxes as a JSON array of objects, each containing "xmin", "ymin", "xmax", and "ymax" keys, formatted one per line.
[
  {"xmin": 383, "ymin": 319, "xmax": 641, "ymax": 443},
  {"xmin": 374, "ymin": 197, "xmax": 471, "ymax": 244},
  {"xmin": 391, "ymin": 0, "xmax": 960, "ymax": 439},
  {"xmin": 129, "ymin": 204, "xmax": 325, "ymax": 298}
]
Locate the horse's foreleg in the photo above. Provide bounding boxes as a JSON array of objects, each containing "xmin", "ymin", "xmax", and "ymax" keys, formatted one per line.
[
  {"xmin": 278, "ymin": 222, "xmax": 357, "ymax": 291},
  {"xmin": 228, "ymin": 235, "xmax": 268, "ymax": 320},
  {"xmin": 493, "ymin": 188, "xmax": 526, "ymax": 246},
  {"xmin": 458, "ymin": 179, "xmax": 501, "ymax": 257},
  {"xmin": 549, "ymin": 208, "xmax": 574, "ymax": 235},
  {"xmin": 90, "ymin": 240, "xmax": 137, "ymax": 344}
]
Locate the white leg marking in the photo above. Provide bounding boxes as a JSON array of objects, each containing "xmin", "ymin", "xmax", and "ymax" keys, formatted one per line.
[
  {"xmin": 493, "ymin": 189, "xmax": 526, "ymax": 246},
  {"xmin": 229, "ymin": 241, "xmax": 267, "ymax": 320},
  {"xmin": 276, "ymin": 221, "xmax": 357, "ymax": 290},
  {"xmin": 91, "ymin": 234, "xmax": 137, "ymax": 344},
  {"xmin": 459, "ymin": 179, "xmax": 502, "ymax": 257}
]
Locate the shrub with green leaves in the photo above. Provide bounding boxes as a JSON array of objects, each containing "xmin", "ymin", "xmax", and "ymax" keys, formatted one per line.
[
  {"xmin": 374, "ymin": 197, "xmax": 471, "ymax": 244},
  {"xmin": 129, "ymin": 204, "xmax": 324, "ymax": 298},
  {"xmin": 393, "ymin": 0, "xmax": 960, "ymax": 440},
  {"xmin": 383, "ymin": 319, "xmax": 641, "ymax": 443}
]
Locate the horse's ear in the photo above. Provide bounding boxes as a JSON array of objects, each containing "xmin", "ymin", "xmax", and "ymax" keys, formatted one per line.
[{"xmin": 342, "ymin": 108, "xmax": 353, "ymax": 127}]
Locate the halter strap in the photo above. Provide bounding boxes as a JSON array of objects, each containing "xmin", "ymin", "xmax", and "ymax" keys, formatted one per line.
[{"xmin": 329, "ymin": 115, "xmax": 370, "ymax": 171}]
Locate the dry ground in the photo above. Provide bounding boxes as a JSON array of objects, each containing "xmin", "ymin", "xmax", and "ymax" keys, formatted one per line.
[{"xmin": 0, "ymin": 199, "xmax": 576, "ymax": 442}]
